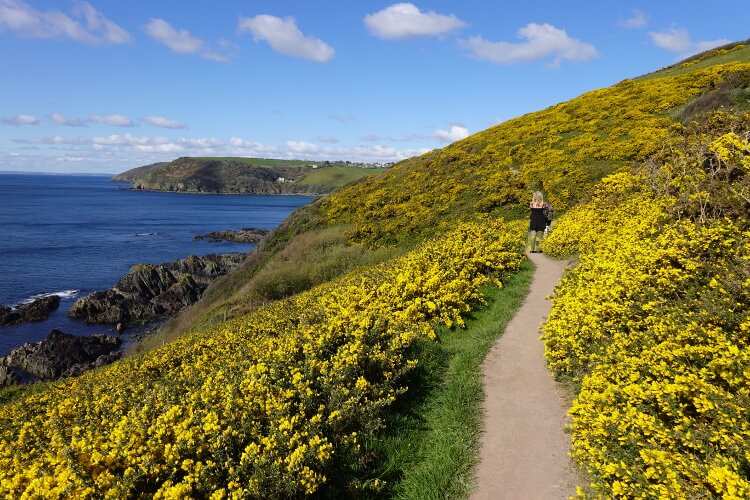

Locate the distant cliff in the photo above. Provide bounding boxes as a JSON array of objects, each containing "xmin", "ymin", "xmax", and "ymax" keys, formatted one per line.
[{"xmin": 113, "ymin": 157, "xmax": 387, "ymax": 195}]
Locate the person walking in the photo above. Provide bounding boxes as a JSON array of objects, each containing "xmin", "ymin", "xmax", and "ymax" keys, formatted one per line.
[{"xmin": 528, "ymin": 191, "xmax": 547, "ymax": 253}]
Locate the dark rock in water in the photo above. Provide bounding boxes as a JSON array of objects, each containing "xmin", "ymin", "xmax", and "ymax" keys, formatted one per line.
[
  {"xmin": 116, "ymin": 322, "xmax": 125, "ymax": 334},
  {"xmin": 0, "ymin": 329, "xmax": 121, "ymax": 387},
  {"xmin": 194, "ymin": 227, "xmax": 269, "ymax": 244},
  {"xmin": 23, "ymin": 296, "xmax": 61, "ymax": 322},
  {"xmin": 0, "ymin": 295, "xmax": 60, "ymax": 326},
  {"xmin": 0, "ymin": 306, "xmax": 11, "ymax": 324},
  {"xmin": 69, "ymin": 253, "xmax": 245, "ymax": 325}
]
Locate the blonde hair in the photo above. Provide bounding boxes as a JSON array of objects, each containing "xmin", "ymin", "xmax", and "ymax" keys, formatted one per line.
[{"xmin": 531, "ymin": 191, "xmax": 544, "ymax": 208}]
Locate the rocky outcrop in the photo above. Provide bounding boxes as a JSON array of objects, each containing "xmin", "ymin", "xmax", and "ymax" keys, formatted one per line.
[
  {"xmin": 0, "ymin": 295, "xmax": 60, "ymax": 326},
  {"xmin": 194, "ymin": 227, "xmax": 269, "ymax": 244},
  {"xmin": 0, "ymin": 329, "xmax": 121, "ymax": 387},
  {"xmin": 69, "ymin": 254, "xmax": 245, "ymax": 325}
]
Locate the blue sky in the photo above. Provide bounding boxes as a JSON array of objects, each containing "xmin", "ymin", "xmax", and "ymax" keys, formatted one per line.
[{"xmin": 0, "ymin": 0, "xmax": 747, "ymax": 173}]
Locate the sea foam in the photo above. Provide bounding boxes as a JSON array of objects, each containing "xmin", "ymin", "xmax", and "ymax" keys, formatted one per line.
[{"xmin": 19, "ymin": 289, "xmax": 80, "ymax": 305}]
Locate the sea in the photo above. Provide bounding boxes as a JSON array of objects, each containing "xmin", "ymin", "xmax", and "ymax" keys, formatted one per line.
[{"xmin": 0, "ymin": 173, "xmax": 312, "ymax": 355}]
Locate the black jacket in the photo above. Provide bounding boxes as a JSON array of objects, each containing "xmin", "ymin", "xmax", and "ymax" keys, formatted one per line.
[{"xmin": 529, "ymin": 207, "xmax": 547, "ymax": 231}]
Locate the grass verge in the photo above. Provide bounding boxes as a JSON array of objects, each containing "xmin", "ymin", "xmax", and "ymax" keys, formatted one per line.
[
  {"xmin": 138, "ymin": 224, "xmax": 407, "ymax": 352},
  {"xmin": 358, "ymin": 260, "xmax": 534, "ymax": 499}
]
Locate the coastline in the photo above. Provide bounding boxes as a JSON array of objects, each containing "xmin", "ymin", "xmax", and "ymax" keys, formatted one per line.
[
  {"xmin": 118, "ymin": 186, "xmax": 327, "ymax": 197},
  {"xmin": 0, "ymin": 174, "xmax": 312, "ymax": 358}
]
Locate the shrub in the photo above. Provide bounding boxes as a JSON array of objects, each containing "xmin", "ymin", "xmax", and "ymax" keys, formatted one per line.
[
  {"xmin": 541, "ymin": 128, "xmax": 750, "ymax": 496},
  {"xmin": 0, "ymin": 218, "xmax": 524, "ymax": 498},
  {"xmin": 322, "ymin": 63, "xmax": 750, "ymax": 245}
]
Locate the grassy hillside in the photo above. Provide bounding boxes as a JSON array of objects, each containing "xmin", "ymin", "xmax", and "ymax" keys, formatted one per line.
[
  {"xmin": 298, "ymin": 165, "xmax": 388, "ymax": 188},
  {"xmin": 156, "ymin": 41, "xmax": 750, "ymax": 341},
  {"xmin": 113, "ymin": 156, "xmax": 386, "ymax": 195},
  {"xmin": 640, "ymin": 41, "xmax": 750, "ymax": 79},
  {"xmin": 1, "ymin": 41, "xmax": 749, "ymax": 497},
  {"xmin": 0, "ymin": 219, "xmax": 525, "ymax": 497},
  {"xmin": 317, "ymin": 41, "xmax": 750, "ymax": 244}
]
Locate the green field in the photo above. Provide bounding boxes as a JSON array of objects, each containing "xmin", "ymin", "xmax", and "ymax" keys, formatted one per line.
[
  {"xmin": 191, "ymin": 157, "xmax": 317, "ymax": 167},
  {"xmin": 298, "ymin": 165, "xmax": 388, "ymax": 190}
]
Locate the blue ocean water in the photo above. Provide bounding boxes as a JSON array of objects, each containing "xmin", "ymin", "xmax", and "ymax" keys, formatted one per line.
[{"xmin": 0, "ymin": 173, "xmax": 311, "ymax": 355}]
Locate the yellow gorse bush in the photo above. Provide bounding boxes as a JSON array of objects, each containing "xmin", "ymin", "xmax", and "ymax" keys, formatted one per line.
[
  {"xmin": 320, "ymin": 60, "xmax": 750, "ymax": 244},
  {"xmin": 542, "ymin": 126, "xmax": 750, "ymax": 498},
  {"xmin": 0, "ymin": 218, "xmax": 524, "ymax": 498}
]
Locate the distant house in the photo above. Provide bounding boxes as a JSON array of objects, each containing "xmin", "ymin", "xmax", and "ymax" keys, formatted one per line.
[{"xmin": 276, "ymin": 177, "xmax": 286, "ymax": 183}]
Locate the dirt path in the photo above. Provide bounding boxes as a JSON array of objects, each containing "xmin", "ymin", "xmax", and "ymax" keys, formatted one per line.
[{"xmin": 471, "ymin": 253, "xmax": 577, "ymax": 500}]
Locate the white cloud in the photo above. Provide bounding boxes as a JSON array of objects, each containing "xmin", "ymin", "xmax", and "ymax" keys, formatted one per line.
[
  {"xmin": 461, "ymin": 23, "xmax": 598, "ymax": 66},
  {"xmin": 649, "ymin": 28, "xmax": 691, "ymax": 52},
  {"xmin": 238, "ymin": 15, "xmax": 334, "ymax": 62},
  {"xmin": 10, "ymin": 133, "xmax": 426, "ymax": 167},
  {"xmin": 2, "ymin": 114, "xmax": 39, "ymax": 126},
  {"xmin": 92, "ymin": 134, "xmax": 155, "ymax": 146},
  {"xmin": 72, "ymin": 1, "xmax": 130, "ymax": 43},
  {"xmin": 89, "ymin": 114, "xmax": 135, "ymax": 127},
  {"xmin": 364, "ymin": 3, "xmax": 466, "ymax": 39},
  {"xmin": 281, "ymin": 138, "xmax": 433, "ymax": 161},
  {"xmin": 145, "ymin": 18, "xmax": 229, "ymax": 62},
  {"xmin": 50, "ymin": 112, "xmax": 87, "ymax": 127},
  {"xmin": 0, "ymin": 0, "xmax": 130, "ymax": 44},
  {"xmin": 178, "ymin": 137, "xmax": 223, "ymax": 148},
  {"xmin": 649, "ymin": 28, "xmax": 730, "ymax": 57},
  {"xmin": 145, "ymin": 18, "xmax": 200, "ymax": 53},
  {"xmin": 620, "ymin": 9, "xmax": 647, "ymax": 29},
  {"xmin": 362, "ymin": 125, "xmax": 474, "ymax": 144},
  {"xmin": 228, "ymin": 137, "xmax": 277, "ymax": 154},
  {"xmin": 434, "ymin": 125, "xmax": 469, "ymax": 143},
  {"xmin": 283, "ymin": 141, "xmax": 427, "ymax": 161},
  {"xmin": 51, "ymin": 113, "xmax": 182, "ymax": 128},
  {"xmin": 286, "ymin": 140, "xmax": 320, "ymax": 154},
  {"xmin": 143, "ymin": 115, "xmax": 187, "ymax": 129}
]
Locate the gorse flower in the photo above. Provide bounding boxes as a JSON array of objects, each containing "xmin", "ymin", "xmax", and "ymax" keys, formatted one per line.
[
  {"xmin": 0, "ymin": 219, "xmax": 524, "ymax": 498},
  {"xmin": 541, "ymin": 124, "xmax": 750, "ymax": 497},
  {"xmin": 2, "ymin": 41, "xmax": 749, "ymax": 499},
  {"xmin": 321, "ymin": 60, "xmax": 750, "ymax": 245}
]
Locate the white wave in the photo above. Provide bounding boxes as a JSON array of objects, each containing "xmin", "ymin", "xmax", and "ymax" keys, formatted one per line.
[
  {"xmin": 19, "ymin": 289, "xmax": 80, "ymax": 304},
  {"xmin": 135, "ymin": 232, "xmax": 157, "ymax": 237}
]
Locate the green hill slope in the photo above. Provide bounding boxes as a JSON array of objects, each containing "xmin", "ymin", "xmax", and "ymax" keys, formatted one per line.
[
  {"xmin": 1, "ymin": 41, "xmax": 749, "ymax": 498},
  {"xmin": 155, "ymin": 41, "xmax": 750, "ymax": 341},
  {"xmin": 113, "ymin": 156, "xmax": 387, "ymax": 195},
  {"xmin": 318, "ymin": 41, "xmax": 750, "ymax": 243}
]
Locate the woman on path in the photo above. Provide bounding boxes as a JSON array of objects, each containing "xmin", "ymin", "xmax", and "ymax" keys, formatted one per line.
[{"xmin": 528, "ymin": 191, "xmax": 547, "ymax": 253}]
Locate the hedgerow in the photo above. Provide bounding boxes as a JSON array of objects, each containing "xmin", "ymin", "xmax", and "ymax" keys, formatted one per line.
[
  {"xmin": 541, "ymin": 120, "xmax": 750, "ymax": 497},
  {"xmin": 0, "ymin": 219, "xmax": 524, "ymax": 498}
]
